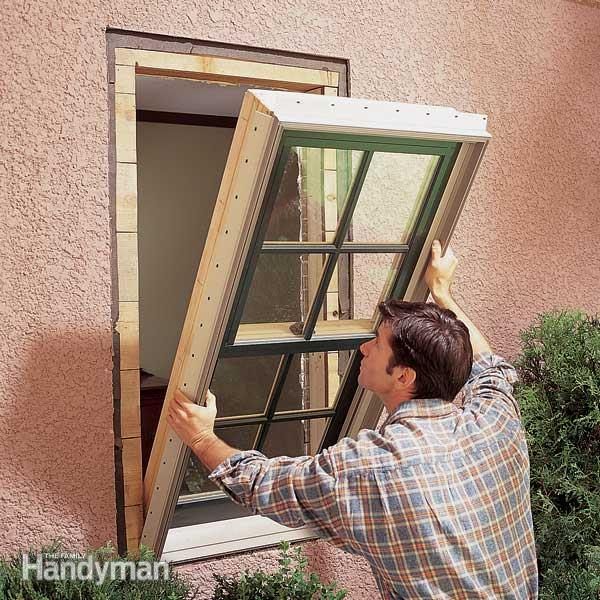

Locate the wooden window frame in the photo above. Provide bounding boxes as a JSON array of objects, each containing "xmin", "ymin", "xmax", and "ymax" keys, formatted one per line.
[{"xmin": 108, "ymin": 30, "xmax": 348, "ymax": 555}]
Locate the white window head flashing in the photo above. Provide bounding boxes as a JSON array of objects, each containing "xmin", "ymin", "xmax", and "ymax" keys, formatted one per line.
[{"xmin": 251, "ymin": 90, "xmax": 490, "ymax": 142}]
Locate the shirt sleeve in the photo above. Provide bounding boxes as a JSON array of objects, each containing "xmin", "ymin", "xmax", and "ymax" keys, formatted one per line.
[
  {"xmin": 464, "ymin": 352, "xmax": 521, "ymax": 417},
  {"xmin": 208, "ymin": 448, "xmax": 354, "ymax": 552}
]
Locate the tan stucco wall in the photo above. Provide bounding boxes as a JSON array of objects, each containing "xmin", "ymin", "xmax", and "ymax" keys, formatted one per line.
[{"xmin": 1, "ymin": 1, "xmax": 599, "ymax": 598}]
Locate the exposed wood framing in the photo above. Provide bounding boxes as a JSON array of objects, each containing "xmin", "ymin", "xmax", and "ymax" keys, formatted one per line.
[
  {"xmin": 115, "ymin": 65, "xmax": 136, "ymax": 94},
  {"xmin": 112, "ymin": 96, "xmax": 139, "ymax": 548},
  {"xmin": 125, "ymin": 505, "xmax": 144, "ymax": 551},
  {"xmin": 120, "ymin": 369, "xmax": 141, "ymax": 438},
  {"xmin": 123, "ymin": 437, "xmax": 143, "ymax": 506},
  {"xmin": 112, "ymin": 46, "xmax": 340, "ymax": 552},
  {"xmin": 115, "ymin": 49, "xmax": 339, "ymax": 91},
  {"xmin": 116, "ymin": 233, "xmax": 139, "ymax": 302},
  {"xmin": 115, "ymin": 93, "xmax": 136, "ymax": 164},
  {"xmin": 115, "ymin": 163, "xmax": 138, "ymax": 233},
  {"xmin": 119, "ymin": 301, "xmax": 139, "ymax": 323}
]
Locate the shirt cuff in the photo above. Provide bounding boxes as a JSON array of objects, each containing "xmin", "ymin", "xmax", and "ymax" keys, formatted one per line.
[
  {"xmin": 207, "ymin": 449, "xmax": 269, "ymax": 506},
  {"xmin": 469, "ymin": 352, "xmax": 518, "ymax": 383},
  {"xmin": 208, "ymin": 449, "xmax": 267, "ymax": 480}
]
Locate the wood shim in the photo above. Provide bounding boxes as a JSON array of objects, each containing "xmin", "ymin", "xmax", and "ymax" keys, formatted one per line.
[
  {"xmin": 120, "ymin": 369, "xmax": 141, "ymax": 439},
  {"xmin": 115, "ymin": 65, "xmax": 136, "ymax": 95},
  {"xmin": 116, "ymin": 320, "xmax": 139, "ymax": 370},
  {"xmin": 115, "ymin": 93, "xmax": 136, "ymax": 163},
  {"xmin": 125, "ymin": 505, "xmax": 144, "ymax": 550},
  {"xmin": 116, "ymin": 162, "xmax": 137, "ymax": 233},
  {"xmin": 123, "ymin": 437, "xmax": 143, "ymax": 506},
  {"xmin": 117, "ymin": 233, "xmax": 139, "ymax": 302},
  {"xmin": 119, "ymin": 301, "xmax": 139, "ymax": 323},
  {"xmin": 114, "ymin": 48, "xmax": 339, "ymax": 90}
]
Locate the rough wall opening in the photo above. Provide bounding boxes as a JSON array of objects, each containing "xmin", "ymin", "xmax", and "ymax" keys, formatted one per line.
[{"xmin": 107, "ymin": 29, "xmax": 349, "ymax": 553}]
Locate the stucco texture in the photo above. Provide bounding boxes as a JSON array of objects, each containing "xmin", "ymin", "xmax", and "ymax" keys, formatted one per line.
[{"xmin": 1, "ymin": 0, "xmax": 599, "ymax": 598}]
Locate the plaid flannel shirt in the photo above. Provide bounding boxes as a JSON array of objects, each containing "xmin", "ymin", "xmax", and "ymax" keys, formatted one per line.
[{"xmin": 209, "ymin": 353, "xmax": 538, "ymax": 599}]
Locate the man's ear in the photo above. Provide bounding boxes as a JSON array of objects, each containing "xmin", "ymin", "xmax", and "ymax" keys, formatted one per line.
[{"xmin": 395, "ymin": 366, "xmax": 417, "ymax": 390}]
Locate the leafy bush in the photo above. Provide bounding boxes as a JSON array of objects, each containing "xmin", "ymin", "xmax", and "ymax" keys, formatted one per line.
[
  {"xmin": 515, "ymin": 310, "xmax": 600, "ymax": 599},
  {"xmin": 211, "ymin": 541, "xmax": 347, "ymax": 600},
  {"xmin": 0, "ymin": 541, "xmax": 199, "ymax": 599}
]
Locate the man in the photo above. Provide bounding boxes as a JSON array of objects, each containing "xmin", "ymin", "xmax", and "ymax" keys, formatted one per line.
[{"xmin": 167, "ymin": 240, "xmax": 538, "ymax": 599}]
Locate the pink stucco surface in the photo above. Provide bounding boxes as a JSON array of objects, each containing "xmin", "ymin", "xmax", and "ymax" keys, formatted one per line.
[{"xmin": 1, "ymin": 1, "xmax": 599, "ymax": 597}]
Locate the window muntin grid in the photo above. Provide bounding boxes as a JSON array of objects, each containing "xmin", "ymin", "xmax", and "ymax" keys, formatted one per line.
[
  {"xmin": 176, "ymin": 134, "xmax": 460, "ymax": 508},
  {"xmin": 225, "ymin": 132, "xmax": 459, "ymax": 352}
]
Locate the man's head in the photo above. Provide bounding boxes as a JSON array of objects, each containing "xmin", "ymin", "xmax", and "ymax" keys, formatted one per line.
[{"xmin": 358, "ymin": 300, "xmax": 473, "ymax": 402}]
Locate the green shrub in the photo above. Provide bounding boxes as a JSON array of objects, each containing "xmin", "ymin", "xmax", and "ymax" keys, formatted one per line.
[
  {"xmin": 0, "ymin": 541, "xmax": 199, "ymax": 599},
  {"xmin": 211, "ymin": 541, "xmax": 347, "ymax": 600},
  {"xmin": 515, "ymin": 310, "xmax": 600, "ymax": 599}
]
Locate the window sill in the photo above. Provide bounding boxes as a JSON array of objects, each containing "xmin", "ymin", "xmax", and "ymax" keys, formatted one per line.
[{"xmin": 162, "ymin": 515, "xmax": 321, "ymax": 563}]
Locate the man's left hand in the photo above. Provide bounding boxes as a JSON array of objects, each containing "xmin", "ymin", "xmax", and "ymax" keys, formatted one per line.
[{"xmin": 167, "ymin": 389, "xmax": 217, "ymax": 450}]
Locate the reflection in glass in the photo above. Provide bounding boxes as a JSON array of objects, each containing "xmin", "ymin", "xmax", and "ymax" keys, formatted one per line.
[
  {"xmin": 180, "ymin": 425, "xmax": 258, "ymax": 497},
  {"xmin": 352, "ymin": 254, "xmax": 403, "ymax": 319},
  {"xmin": 275, "ymin": 352, "xmax": 340, "ymax": 414},
  {"xmin": 310, "ymin": 254, "xmax": 402, "ymax": 326},
  {"xmin": 351, "ymin": 153, "xmax": 439, "ymax": 243},
  {"xmin": 209, "ymin": 355, "xmax": 280, "ymax": 418},
  {"xmin": 264, "ymin": 147, "xmax": 364, "ymax": 243},
  {"xmin": 275, "ymin": 353, "xmax": 304, "ymax": 413},
  {"xmin": 239, "ymin": 253, "xmax": 326, "ymax": 328},
  {"xmin": 260, "ymin": 418, "xmax": 331, "ymax": 457}
]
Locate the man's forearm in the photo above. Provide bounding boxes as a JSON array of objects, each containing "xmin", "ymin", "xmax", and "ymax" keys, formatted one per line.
[
  {"xmin": 432, "ymin": 292, "xmax": 492, "ymax": 356},
  {"xmin": 191, "ymin": 431, "xmax": 242, "ymax": 472}
]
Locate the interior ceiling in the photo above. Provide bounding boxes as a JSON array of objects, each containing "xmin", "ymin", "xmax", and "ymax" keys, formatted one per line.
[{"xmin": 135, "ymin": 75, "xmax": 280, "ymax": 117}]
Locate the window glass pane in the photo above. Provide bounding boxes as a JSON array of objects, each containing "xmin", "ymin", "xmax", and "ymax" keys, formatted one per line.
[
  {"xmin": 180, "ymin": 425, "xmax": 258, "ymax": 498},
  {"xmin": 276, "ymin": 352, "xmax": 340, "ymax": 413},
  {"xmin": 264, "ymin": 147, "xmax": 364, "ymax": 243},
  {"xmin": 260, "ymin": 418, "xmax": 331, "ymax": 457},
  {"xmin": 209, "ymin": 355, "xmax": 280, "ymax": 417},
  {"xmin": 275, "ymin": 353, "xmax": 304, "ymax": 412},
  {"xmin": 311, "ymin": 253, "xmax": 403, "ymax": 330},
  {"xmin": 352, "ymin": 253, "xmax": 403, "ymax": 319},
  {"xmin": 350, "ymin": 152, "xmax": 439, "ymax": 243},
  {"xmin": 239, "ymin": 253, "xmax": 327, "ymax": 329}
]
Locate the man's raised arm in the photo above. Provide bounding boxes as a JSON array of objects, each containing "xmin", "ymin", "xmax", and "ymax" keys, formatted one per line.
[{"xmin": 424, "ymin": 240, "xmax": 492, "ymax": 356}]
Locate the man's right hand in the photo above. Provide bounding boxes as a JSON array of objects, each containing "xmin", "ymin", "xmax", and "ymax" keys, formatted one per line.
[
  {"xmin": 424, "ymin": 239, "xmax": 492, "ymax": 355},
  {"xmin": 424, "ymin": 240, "xmax": 457, "ymax": 301}
]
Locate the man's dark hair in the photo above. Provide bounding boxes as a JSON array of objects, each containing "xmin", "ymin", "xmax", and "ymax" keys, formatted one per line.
[{"xmin": 378, "ymin": 299, "xmax": 473, "ymax": 401}]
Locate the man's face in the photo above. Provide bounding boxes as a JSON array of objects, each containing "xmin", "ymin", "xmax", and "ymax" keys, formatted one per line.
[{"xmin": 358, "ymin": 323, "xmax": 398, "ymax": 396}]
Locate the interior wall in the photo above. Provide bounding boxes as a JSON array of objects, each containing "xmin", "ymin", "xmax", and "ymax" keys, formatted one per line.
[
  {"xmin": 2, "ymin": 2, "xmax": 599, "ymax": 598},
  {"xmin": 137, "ymin": 121, "xmax": 234, "ymax": 380}
]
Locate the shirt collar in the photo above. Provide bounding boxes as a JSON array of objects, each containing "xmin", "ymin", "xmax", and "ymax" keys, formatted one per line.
[{"xmin": 379, "ymin": 397, "xmax": 457, "ymax": 433}]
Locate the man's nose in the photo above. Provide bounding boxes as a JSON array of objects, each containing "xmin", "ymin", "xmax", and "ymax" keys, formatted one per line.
[{"xmin": 359, "ymin": 341, "xmax": 368, "ymax": 355}]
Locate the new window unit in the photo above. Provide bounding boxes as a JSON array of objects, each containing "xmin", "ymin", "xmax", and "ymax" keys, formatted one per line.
[{"xmin": 140, "ymin": 90, "xmax": 490, "ymax": 560}]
